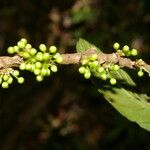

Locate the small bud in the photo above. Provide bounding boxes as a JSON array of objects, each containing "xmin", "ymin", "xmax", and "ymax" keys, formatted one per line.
[
  {"xmin": 22, "ymin": 52, "xmax": 30, "ymax": 59},
  {"xmin": 36, "ymin": 52, "xmax": 44, "ymax": 61},
  {"xmin": 20, "ymin": 38, "xmax": 27, "ymax": 44},
  {"xmin": 3, "ymin": 75, "xmax": 9, "ymax": 81},
  {"xmin": 49, "ymin": 46, "xmax": 57, "ymax": 53},
  {"xmin": 110, "ymin": 78, "xmax": 117, "ymax": 85},
  {"xmin": 30, "ymin": 48, "xmax": 37, "ymax": 55},
  {"xmin": 123, "ymin": 45, "xmax": 129, "ymax": 52},
  {"xmin": 7, "ymin": 77, "xmax": 13, "ymax": 84},
  {"xmin": 25, "ymin": 44, "xmax": 32, "ymax": 49},
  {"xmin": 56, "ymin": 56, "xmax": 63, "ymax": 64},
  {"xmin": 91, "ymin": 54, "xmax": 98, "ymax": 61},
  {"xmin": 84, "ymin": 72, "xmax": 91, "ymax": 79},
  {"xmin": 113, "ymin": 42, "xmax": 120, "ymax": 50},
  {"xmin": 138, "ymin": 70, "xmax": 144, "ymax": 77},
  {"xmin": 79, "ymin": 66, "xmax": 85, "ymax": 74},
  {"xmin": 18, "ymin": 77, "xmax": 24, "ymax": 84},
  {"xmin": 41, "ymin": 68, "xmax": 48, "ymax": 76},
  {"xmin": 2, "ymin": 82, "xmax": 9, "ymax": 88},
  {"xmin": 35, "ymin": 62, "xmax": 42, "ymax": 69},
  {"xmin": 100, "ymin": 73, "xmax": 107, "ymax": 80},
  {"xmin": 36, "ymin": 75, "xmax": 43, "ymax": 82},
  {"xmin": 14, "ymin": 46, "xmax": 20, "ymax": 53},
  {"xmin": 131, "ymin": 49, "xmax": 138, "ymax": 56},
  {"xmin": 81, "ymin": 59, "xmax": 88, "ymax": 65},
  {"xmin": 113, "ymin": 64, "xmax": 120, "ymax": 71},
  {"xmin": 43, "ymin": 53, "xmax": 50, "ymax": 60},
  {"xmin": 39, "ymin": 44, "xmax": 46, "ymax": 52},
  {"xmin": 51, "ymin": 65, "xmax": 58, "ymax": 72},
  {"xmin": 7, "ymin": 47, "xmax": 15, "ymax": 54},
  {"xmin": 97, "ymin": 67, "xmax": 105, "ymax": 73},
  {"xmin": 20, "ymin": 63, "xmax": 26, "ymax": 70},
  {"xmin": 12, "ymin": 70, "xmax": 20, "ymax": 77},
  {"xmin": 34, "ymin": 68, "xmax": 41, "ymax": 75},
  {"xmin": 17, "ymin": 41, "xmax": 26, "ymax": 49}
]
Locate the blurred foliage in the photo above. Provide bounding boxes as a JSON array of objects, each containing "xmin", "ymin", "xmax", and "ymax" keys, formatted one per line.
[{"xmin": 0, "ymin": 0, "xmax": 150, "ymax": 149}]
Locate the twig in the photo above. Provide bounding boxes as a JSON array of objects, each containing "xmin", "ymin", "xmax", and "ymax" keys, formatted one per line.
[{"xmin": 0, "ymin": 49, "xmax": 150, "ymax": 72}]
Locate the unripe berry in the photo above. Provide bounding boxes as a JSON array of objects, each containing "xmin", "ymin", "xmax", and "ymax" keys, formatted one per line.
[
  {"xmin": 46, "ymin": 69, "xmax": 51, "ymax": 76},
  {"xmin": 131, "ymin": 49, "xmax": 138, "ymax": 56},
  {"xmin": 35, "ymin": 62, "xmax": 42, "ymax": 69},
  {"xmin": 138, "ymin": 70, "xmax": 144, "ymax": 77},
  {"xmin": 113, "ymin": 42, "xmax": 120, "ymax": 50},
  {"xmin": 125, "ymin": 51, "xmax": 131, "ymax": 57},
  {"xmin": 91, "ymin": 61, "xmax": 99, "ymax": 67},
  {"xmin": 110, "ymin": 78, "xmax": 117, "ymax": 85},
  {"xmin": 13, "ymin": 46, "xmax": 20, "ymax": 53},
  {"xmin": 41, "ymin": 68, "xmax": 48, "ymax": 76},
  {"xmin": 49, "ymin": 46, "xmax": 57, "ymax": 53},
  {"xmin": 97, "ymin": 67, "xmax": 105, "ymax": 73},
  {"xmin": 123, "ymin": 45, "xmax": 129, "ymax": 52},
  {"xmin": 79, "ymin": 66, "xmax": 85, "ymax": 74},
  {"xmin": 17, "ymin": 41, "xmax": 26, "ymax": 48},
  {"xmin": 36, "ymin": 75, "xmax": 43, "ymax": 82},
  {"xmin": 2, "ymin": 82, "xmax": 9, "ymax": 88},
  {"xmin": 39, "ymin": 44, "xmax": 46, "ymax": 52},
  {"xmin": 7, "ymin": 47, "xmax": 15, "ymax": 54},
  {"xmin": 25, "ymin": 44, "xmax": 32, "ymax": 49},
  {"xmin": 36, "ymin": 52, "xmax": 44, "ymax": 61},
  {"xmin": 20, "ymin": 38, "xmax": 27, "ymax": 44},
  {"xmin": 84, "ymin": 71, "xmax": 91, "ymax": 79},
  {"xmin": 51, "ymin": 65, "xmax": 58, "ymax": 72},
  {"xmin": 34, "ymin": 68, "xmax": 41, "ymax": 75},
  {"xmin": 0, "ymin": 77, "xmax": 2, "ymax": 84},
  {"xmin": 113, "ymin": 64, "xmax": 120, "ymax": 71},
  {"xmin": 3, "ymin": 75, "xmax": 9, "ymax": 81},
  {"xmin": 53, "ymin": 53, "xmax": 61, "ymax": 59},
  {"xmin": 43, "ymin": 53, "xmax": 50, "ymax": 60},
  {"xmin": 25, "ymin": 64, "xmax": 32, "ymax": 70},
  {"xmin": 18, "ymin": 77, "xmax": 24, "ymax": 84},
  {"xmin": 56, "ymin": 56, "xmax": 63, "ymax": 64},
  {"xmin": 30, "ymin": 48, "xmax": 37, "ymax": 55},
  {"xmin": 22, "ymin": 52, "xmax": 30, "ymax": 59},
  {"xmin": 20, "ymin": 63, "xmax": 26, "ymax": 70},
  {"xmin": 81, "ymin": 59, "xmax": 88, "ymax": 65},
  {"xmin": 91, "ymin": 54, "xmax": 98, "ymax": 61},
  {"xmin": 100, "ymin": 73, "xmax": 107, "ymax": 80},
  {"xmin": 12, "ymin": 70, "xmax": 20, "ymax": 76},
  {"xmin": 30, "ymin": 64, "xmax": 36, "ymax": 72},
  {"xmin": 7, "ymin": 77, "xmax": 13, "ymax": 84}
]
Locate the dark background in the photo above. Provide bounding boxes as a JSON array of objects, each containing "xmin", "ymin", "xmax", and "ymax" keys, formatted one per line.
[{"xmin": 0, "ymin": 0, "xmax": 150, "ymax": 149}]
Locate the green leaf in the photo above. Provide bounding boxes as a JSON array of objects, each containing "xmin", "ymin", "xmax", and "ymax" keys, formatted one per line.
[
  {"xmin": 76, "ymin": 38, "xmax": 100, "ymax": 53},
  {"xmin": 92, "ymin": 68, "xmax": 136, "ymax": 87},
  {"xmin": 110, "ymin": 69, "xmax": 136, "ymax": 86},
  {"xmin": 98, "ymin": 86, "xmax": 150, "ymax": 131}
]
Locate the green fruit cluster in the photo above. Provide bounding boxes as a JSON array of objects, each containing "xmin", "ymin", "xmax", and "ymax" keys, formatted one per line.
[
  {"xmin": 78, "ymin": 54, "xmax": 118, "ymax": 85},
  {"xmin": 113, "ymin": 43, "xmax": 150, "ymax": 77},
  {"xmin": 7, "ymin": 38, "xmax": 63, "ymax": 82},
  {"xmin": 113, "ymin": 42, "xmax": 138, "ymax": 57},
  {"xmin": 0, "ymin": 68, "xmax": 24, "ymax": 88}
]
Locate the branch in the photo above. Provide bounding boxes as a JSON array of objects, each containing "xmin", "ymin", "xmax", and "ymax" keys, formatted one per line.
[{"xmin": 0, "ymin": 49, "xmax": 150, "ymax": 72}]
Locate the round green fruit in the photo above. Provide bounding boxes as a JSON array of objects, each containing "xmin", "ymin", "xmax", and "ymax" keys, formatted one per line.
[
  {"xmin": 110, "ymin": 78, "xmax": 117, "ymax": 85},
  {"xmin": 49, "ymin": 46, "xmax": 57, "ymax": 53},
  {"xmin": 113, "ymin": 42, "xmax": 120, "ymax": 50},
  {"xmin": 18, "ymin": 77, "xmax": 25, "ymax": 84},
  {"xmin": 2, "ymin": 82, "xmax": 9, "ymax": 88}
]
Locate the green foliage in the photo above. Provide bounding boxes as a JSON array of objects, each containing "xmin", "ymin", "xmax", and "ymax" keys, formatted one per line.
[
  {"xmin": 76, "ymin": 38, "xmax": 150, "ymax": 131},
  {"xmin": 76, "ymin": 38, "xmax": 100, "ymax": 53},
  {"xmin": 98, "ymin": 87, "xmax": 150, "ymax": 131}
]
